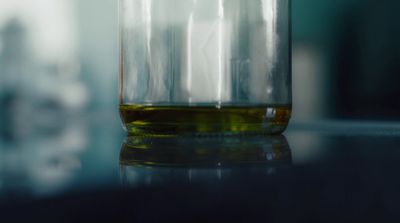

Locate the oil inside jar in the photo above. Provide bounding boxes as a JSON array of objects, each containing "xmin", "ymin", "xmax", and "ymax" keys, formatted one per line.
[{"xmin": 119, "ymin": 104, "xmax": 291, "ymax": 136}]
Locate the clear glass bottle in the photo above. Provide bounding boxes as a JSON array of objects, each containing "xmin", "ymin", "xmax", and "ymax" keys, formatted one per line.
[{"xmin": 119, "ymin": 0, "xmax": 291, "ymax": 136}]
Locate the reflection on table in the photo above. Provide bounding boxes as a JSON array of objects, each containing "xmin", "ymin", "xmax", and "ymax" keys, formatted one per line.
[{"xmin": 120, "ymin": 135, "xmax": 291, "ymax": 187}]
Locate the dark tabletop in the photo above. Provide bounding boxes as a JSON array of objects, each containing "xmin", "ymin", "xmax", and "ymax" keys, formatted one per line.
[{"xmin": 1, "ymin": 116, "xmax": 400, "ymax": 222}]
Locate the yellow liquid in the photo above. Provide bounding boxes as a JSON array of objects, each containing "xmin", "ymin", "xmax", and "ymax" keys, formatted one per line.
[{"xmin": 119, "ymin": 104, "xmax": 291, "ymax": 136}]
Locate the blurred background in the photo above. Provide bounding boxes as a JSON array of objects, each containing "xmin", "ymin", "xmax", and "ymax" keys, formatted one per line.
[
  {"xmin": 0, "ymin": 0, "xmax": 399, "ymax": 197},
  {"xmin": 0, "ymin": 0, "xmax": 122, "ymax": 198}
]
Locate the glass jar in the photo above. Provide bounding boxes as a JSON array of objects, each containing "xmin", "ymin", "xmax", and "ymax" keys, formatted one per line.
[{"xmin": 119, "ymin": 0, "xmax": 291, "ymax": 136}]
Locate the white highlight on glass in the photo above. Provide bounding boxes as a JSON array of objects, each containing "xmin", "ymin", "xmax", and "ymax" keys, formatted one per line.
[
  {"xmin": 217, "ymin": 0, "xmax": 224, "ymax": 103},
  {"xmin": 143, "ymin": 0, "xmax": 152, "ymax": 54},
  {"xmin": 186, "ymin": 6, "xmax": 195, "ymax": 102}
]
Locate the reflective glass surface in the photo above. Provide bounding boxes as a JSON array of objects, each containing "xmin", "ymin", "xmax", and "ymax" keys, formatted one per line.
[{"xmin": 2, "ymin": 116, "xmax": 400, "ymax": 222}]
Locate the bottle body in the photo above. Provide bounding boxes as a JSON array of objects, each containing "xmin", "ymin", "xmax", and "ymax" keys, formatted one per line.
[{"xmin": 119, "ymin": 0, "xmax": 291, "ymax": 136}]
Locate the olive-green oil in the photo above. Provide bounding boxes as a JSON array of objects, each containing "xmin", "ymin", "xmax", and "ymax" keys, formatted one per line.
[{"xmin": 119, "ymin": 104, "xmax": 291, "ymax": 136}]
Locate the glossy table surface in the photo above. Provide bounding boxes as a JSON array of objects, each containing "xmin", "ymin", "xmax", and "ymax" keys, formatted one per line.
[{"xmin": 1, "ymin": 115, "xmax": 400, "ymax": 222}]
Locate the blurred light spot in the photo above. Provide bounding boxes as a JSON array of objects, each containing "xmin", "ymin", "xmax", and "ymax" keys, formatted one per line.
[
  {"xmin": 59, "ymin": 82, "xmax": 89, "ymax": 110},
  {"xmin": 292, "ymin": 45, "xmax": 325, "ymax": 121},
  {"xmin": 266, "ymin": 108, "xmax": 276, "ymax": 118}
]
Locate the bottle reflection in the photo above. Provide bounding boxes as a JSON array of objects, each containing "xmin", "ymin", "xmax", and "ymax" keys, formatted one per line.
[{"xmin": 120, "ymin": 135, "xmax": 291, "ymax": 187}]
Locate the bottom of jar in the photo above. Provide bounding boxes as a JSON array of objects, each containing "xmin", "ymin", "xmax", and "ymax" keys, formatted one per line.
[{"xmin": 119, "ymin": 104, "xmax": 291, "ymax": 136}]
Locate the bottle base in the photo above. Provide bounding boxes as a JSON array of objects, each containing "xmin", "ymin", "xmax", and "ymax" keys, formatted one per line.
[{"xmin": 119, "ymin": 104, "xmax": 291, "ymax": 136}]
